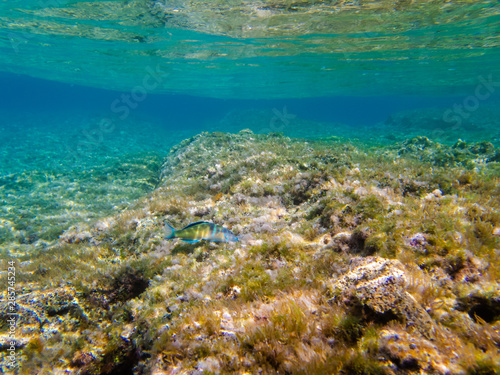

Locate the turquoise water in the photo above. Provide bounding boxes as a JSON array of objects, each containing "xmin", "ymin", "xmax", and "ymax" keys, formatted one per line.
[
  {"xmin": 1, "ymin": 1, "xmax": 500, "ymax": 373},
  {"xmin": 0, "ymin": 0, "xmax": 499, "ymax": 263},
  {"xmin": 1, "ymin": 1, "xmax": 499, "ymax": 98}
]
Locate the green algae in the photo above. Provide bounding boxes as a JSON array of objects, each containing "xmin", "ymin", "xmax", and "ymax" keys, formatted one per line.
[
  {"xmin": 1, "ymin": 128, "xmax": 500, "ymax": 374},
  {"xmin": 467, "ymin": 357, "xmax": 500, "ymax": 375},
  {"xmin": 341, "ymin": 353, "xmax": 387, "ymax": 375},
  {"xmin": 0, "ymin": 153, "xmax": 163, "ymax": 249}
]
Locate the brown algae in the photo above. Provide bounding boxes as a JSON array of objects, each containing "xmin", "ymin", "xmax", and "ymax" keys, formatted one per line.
[{"xmin": 0, "ymin": 129, "xmax": 499, "ymax": 374}]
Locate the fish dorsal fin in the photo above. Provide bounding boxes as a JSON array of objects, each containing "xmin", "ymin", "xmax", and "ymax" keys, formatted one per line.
[{"xmin": 181, "ymin": 221, "xmax": 212, "ymax": 230}]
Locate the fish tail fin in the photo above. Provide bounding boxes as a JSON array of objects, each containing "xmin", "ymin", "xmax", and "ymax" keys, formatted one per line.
[{"xmin": 164, "ymin": 221, "xmax": 176, "ymax": 240}]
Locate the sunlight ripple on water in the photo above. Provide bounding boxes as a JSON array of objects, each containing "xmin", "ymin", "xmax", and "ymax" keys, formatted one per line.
[{"xmin": 0, "ymin": 0, "xmax": 499, "ymax": 98}]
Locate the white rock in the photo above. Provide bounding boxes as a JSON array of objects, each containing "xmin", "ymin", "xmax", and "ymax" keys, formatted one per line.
[
  {"xmin": 432, "ymin": 189, "xmax": 443, "ymax": 197},
  {"xmin": 333, "ymin": 231, "xmax": 351, "ymax": 241}
]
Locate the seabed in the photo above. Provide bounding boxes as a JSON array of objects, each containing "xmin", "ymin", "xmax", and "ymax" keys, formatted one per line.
[{"xmin": 0, "ymin": 107, "xmax": 499, "ymax": 374}]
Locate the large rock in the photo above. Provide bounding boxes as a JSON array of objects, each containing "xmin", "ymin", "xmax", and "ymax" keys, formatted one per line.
[
  {"xmin": 329, "ymin": 256, "xmax": 437, "ymax": 339},
  {"xmin": 379, "ymin": 329, "xmax": 463, "ymax": 374}
]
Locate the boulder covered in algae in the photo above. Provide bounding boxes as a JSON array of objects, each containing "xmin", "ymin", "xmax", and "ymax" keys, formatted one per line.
[
  {"xmin": 1, "ymin": 130, "xmax": 499, "ymax": 374},
  {"xmin": 329, "ymin": 256, "xmax": 437, "ymax": 340}
]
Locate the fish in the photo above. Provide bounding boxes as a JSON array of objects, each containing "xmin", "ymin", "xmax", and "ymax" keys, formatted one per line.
[{"xmin": 164, "ymin": 221, "xmax": 239, "ymax": 243}]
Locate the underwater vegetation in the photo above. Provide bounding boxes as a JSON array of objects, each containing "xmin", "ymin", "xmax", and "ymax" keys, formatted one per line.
[{"xmin": 0, "ymin": 128, "xmax": 499, "ymax": 374}]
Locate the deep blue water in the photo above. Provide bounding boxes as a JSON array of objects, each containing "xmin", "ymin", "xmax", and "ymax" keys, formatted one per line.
[{"xmin": 0, "ymin": 71, "xmax": 482, "ymax": 128}]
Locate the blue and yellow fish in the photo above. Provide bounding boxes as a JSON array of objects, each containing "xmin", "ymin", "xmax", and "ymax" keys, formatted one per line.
[{"xmin": 165, "ymin": 221, "xmax": 239, "ymax": 243}]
